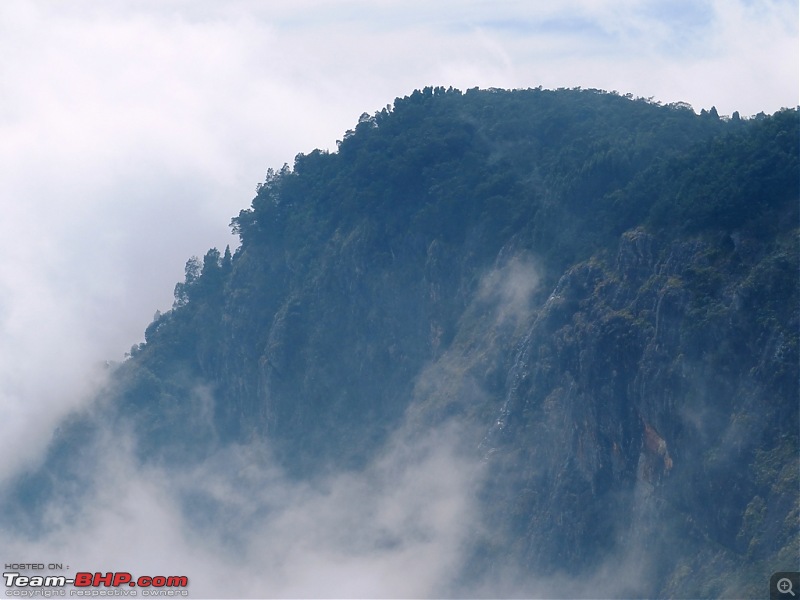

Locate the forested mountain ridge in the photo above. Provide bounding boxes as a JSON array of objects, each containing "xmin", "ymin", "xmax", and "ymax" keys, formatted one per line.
[{"xmin": 6, "ymin": 87, "xmax": 799, "ymax": 598}]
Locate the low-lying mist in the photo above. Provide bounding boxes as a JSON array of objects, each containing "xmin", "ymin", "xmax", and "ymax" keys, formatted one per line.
[{"xmin": 2, "ymin": 395, "xmax": 487, "ymax": 599}]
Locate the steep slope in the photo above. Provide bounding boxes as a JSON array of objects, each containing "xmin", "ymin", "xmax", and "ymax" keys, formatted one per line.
[
  {"xmin": 4, "ymin": 87, "xmax": 798, "ymax": 598},
  {"xmin": 127, "ymin": 87, "xmax": 736, "ymax": 467}
]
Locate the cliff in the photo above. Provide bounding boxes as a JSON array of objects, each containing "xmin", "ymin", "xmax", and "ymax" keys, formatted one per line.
[{"xmin": 5, "ymin": 87, "xmax": 798, "ymax": 598}]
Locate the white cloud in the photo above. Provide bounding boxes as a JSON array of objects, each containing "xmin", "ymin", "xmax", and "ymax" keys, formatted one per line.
[
  {"xmin": 4, "ymin": 419, "xmax": 483, "ymax": 599},
  {"xmin": 478, "ymin": 254, "xmax": 541, "ymax": 326}
]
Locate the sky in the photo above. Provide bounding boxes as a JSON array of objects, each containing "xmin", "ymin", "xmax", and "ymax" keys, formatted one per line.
[{"xmin": 0, "ymin": 0, "xmax": 797, "ymax": 595}]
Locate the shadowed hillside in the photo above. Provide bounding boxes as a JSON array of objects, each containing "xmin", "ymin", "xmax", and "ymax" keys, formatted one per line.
[{"xmin": 4, "ymin": 87, "xmax": 798, "ymax": 598}]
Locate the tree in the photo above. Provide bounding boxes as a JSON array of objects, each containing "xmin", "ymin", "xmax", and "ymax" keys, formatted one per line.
[{"xmin": 173, "ymin": 257, "xmax": 201, "ymax": 308}]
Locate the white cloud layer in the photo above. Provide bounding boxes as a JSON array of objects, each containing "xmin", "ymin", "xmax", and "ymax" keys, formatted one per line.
[{"xmin": 4, "ymin": 420, "xmax": 483, "ymax": 598}]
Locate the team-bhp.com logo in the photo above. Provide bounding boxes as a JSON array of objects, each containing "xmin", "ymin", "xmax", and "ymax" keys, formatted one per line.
[{"xmin": 4, "ymin": 571, "xmax": 189, "ymax": 597}]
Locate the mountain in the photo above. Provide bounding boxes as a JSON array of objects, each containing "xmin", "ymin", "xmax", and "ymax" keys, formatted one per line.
[{"xmin": 4, "ymin": 87, "xmax": 798, "ymax": 598}]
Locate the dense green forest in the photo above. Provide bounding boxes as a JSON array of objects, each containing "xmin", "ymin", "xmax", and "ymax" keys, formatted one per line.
[{"xmin": 5, "ymin": 87, "xmax": 798, "ymax": 598}]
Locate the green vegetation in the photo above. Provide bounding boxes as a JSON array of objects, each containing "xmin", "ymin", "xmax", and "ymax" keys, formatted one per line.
[{"xmin": 9, "ymin": 87, "xmax": 799, "ymax": 597}]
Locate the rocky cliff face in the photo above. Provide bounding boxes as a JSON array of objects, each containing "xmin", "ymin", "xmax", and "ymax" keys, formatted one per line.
[
  {"xmin": 448, "ymin": 226, "xmax": 798, "ymax": 596},
  {"xmin": 3, "ymin": 88, "xmax": 797, "ymax": 598}
]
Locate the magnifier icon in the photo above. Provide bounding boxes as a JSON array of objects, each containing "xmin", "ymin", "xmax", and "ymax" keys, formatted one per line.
[{"xmin": 778, "ymin": 578, "xmax": 796, "ymax": 596}]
